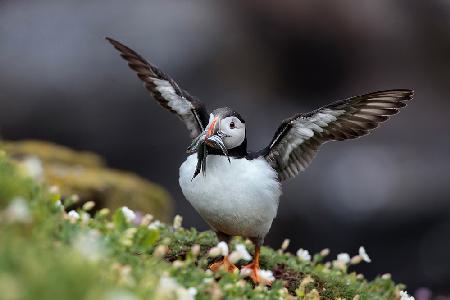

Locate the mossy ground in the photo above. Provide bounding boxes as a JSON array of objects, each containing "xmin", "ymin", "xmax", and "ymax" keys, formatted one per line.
[
  {"xmin": 0, "ymin": 150, "xmax": 406, "ymax": 300},
  {"xmin": 1, "ymin": 140, "xmax": 172, "ymax": 221}
]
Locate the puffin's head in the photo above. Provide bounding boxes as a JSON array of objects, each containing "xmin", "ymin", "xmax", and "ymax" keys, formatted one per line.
[
  {"xmin": 187, "ymin": 107, "xmax": 246, "ymax": 178},
  {"xmin": 205, "ymin": 107, "xmax": 246, "ymax": 150}
]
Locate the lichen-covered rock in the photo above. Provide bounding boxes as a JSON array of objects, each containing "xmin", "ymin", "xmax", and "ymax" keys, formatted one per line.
[
  {"xmin": 0, "ymin": 140, "xmax": 172, "ymax": 221},
  {"xmin": 2, "ymin": 140, "xmax": 104, "ymax": 168}
]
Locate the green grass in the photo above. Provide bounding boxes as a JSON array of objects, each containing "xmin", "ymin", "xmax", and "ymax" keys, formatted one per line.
[{"xmin": 0, "ymin": 150, "xmax": 407, "ymax": 300}]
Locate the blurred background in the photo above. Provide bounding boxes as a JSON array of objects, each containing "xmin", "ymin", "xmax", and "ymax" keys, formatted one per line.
[{"xmin": 0, "ymin": 0, "xmax": 449, "ymax": 296}]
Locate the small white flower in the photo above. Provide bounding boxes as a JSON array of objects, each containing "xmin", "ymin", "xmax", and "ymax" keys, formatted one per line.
[
  {"xmin": 73, "ymin": 229, "xmax": 105, "ymax": 262},
  {"xmin": 258, "ymin": 269, "xmax": 275, "ymax": 282},
  {"xmin": 5, "ymin": 197, "xmax": 31, "ymax": 223},
  {"xmin": 124, "ymin": 228, "xmax": 137, "ymax": 238},
  {"xmin": 281, "ymin": 239, "xmax": 290, "ymax": 251},
  {"xmin": 140, "ymin": 214, "xmax": 154, "ymax": 226},
  {"xmin": 208, "ymin": 241, "xmax": 229, "ymax": 257},
  {"xmin": 191, "ymin": 244, "xmax": 201, "ymax": 256},
  {"xmin": 21, "ymin": 156, "xmax": 43, "ymax": 182},
  {"xmin": 172, "ymin": 260, "xmax": 184, "ymax": 268},
  {"xmin": 358, "ymin": 246, "xmax": 371, "ymax": 263},
  {"xmin": 208, "ymin": 247, "xmax": 221, "ymax": 257},
  {"xmin": 98, "ymin": 208, "xmax": 110, "ymax": 217},
  {"xmin": 153, "ymin": 245, "xmax": 168, "ymax": 257},
  {"xmin": 296, "ymin": 248, "xmax": 311, "ymax": 262},
  {"xmin": 217, "ymin": 241, "xmax": 228, "ymax": 256},
  {"xmin": 55, "ymin": 200, "xmax": 63, "ymax": 209},
  {"xmin": 104, "ymin": 289, "xmax": 138, "ymax": 300},
  {"xmin": 320, "ymin": 248, "xmax": 330, "ymax": 256},
  {"xmin": 71, "ymin": 194, "xmax": 80, "ymax": 203},
  {"xmin": 399, "ymin": 290, "xmax": 415, "ymax": 300},
  {"xmin": 173, "ymin": 214, "xmax": 183, "ymax": 229},
  {"xmin": 155, "ymin": 275, "xmax": 179, "ymax": 298},
  {"xmin": 121, "ymin": 206, "xmax": 136, "ymax": 223},
  {"xmin": 337, "ymin": 253, "xmax": 351, "ymax": 264},
  {"xmin": 351, "ymin": 255, "xmax": 362, "ymax": 265},
  {"xmin": 177, "ymin": 287, "xmax": 196, "ymax": 300},
  {"xmin": 148, "ymin": 220, "xmax": 161, "ymax": 230},
  {"xmin": 82, "ymin": 201, "xmax": 95, "ymax": 211},
  {"xmin": 158, "ymin": 274, "xmax": 178, "ymax": 290},
  {"xmin": 205, "ymin": 269, "xmax": 213, "ymax": 275},
  {"xmin": 80, "ymin": 212, "xmax": 91, "ymax": 224},
  {"xmin": 240, "ymin": 268, "xmax": 252, "ymax": 277},
  {"xmin": 155, "ymin": 274, "xmax": 196, "ymax": 300},
  {"xmin": 241, "ymin": 268, "xmax": 275, "ymax": 283},
  {"xmin": 202, "ymin": 277, "xmax": 214, "ymax": 284},
  {"xmin": 49, "ymin": 185, "xmax": 60, "ymax": 194},
  {"xmin": 229, "ymin": 244, "xmax": 252, "ymax": 263},
  {"xmin": 187, "ymin": 287, "xmax": 197, "ymax": 299},
  {"xmin": 68, "ymin": 210, "xmax": 80, "ymax": 221}
]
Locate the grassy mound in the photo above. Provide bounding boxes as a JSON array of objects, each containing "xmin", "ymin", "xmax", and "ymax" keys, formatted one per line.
[
  {"xmin": 0, "ymin": 150, "xmax": 410, "ymax": 300},
  {"xmin": 1, "ymin": 140, "xmax": 172, "ymax": 221}
]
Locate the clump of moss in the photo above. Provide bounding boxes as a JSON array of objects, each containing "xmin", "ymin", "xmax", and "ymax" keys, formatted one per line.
[
  {"xmin": 1, "ymin": 140, "xmax": 104, "ymax": 167},
  {"xmin": 0, "ymin": 150, "xmax": 409, "ymax": 300},
  {"xmin": 1, "ymin": 140, "xmax": 172, "ymax": 221}
]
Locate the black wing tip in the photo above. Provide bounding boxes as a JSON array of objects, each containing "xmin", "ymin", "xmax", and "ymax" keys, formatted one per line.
[
  {"xmin": 369, "ymin": 89, "xmax": 414, "ymax": 100},
  {"xmin": 403, "ymin": 89, "xmax": 414, "ymax": 100},
  {"xmin": 105, "ymin": 36, "xmax": 133, "ymax": 53},
  {"xmin": 105, "ymin": 37, "xmax": 151, "ymax": 66},
  {"xmin": 105, "ymin": 36, "xmax": 127, "ymax": 53},
  {"xmin": 105, "ymin": 36, "xmax": 121, "ymax": 47},
  {"xmin": 387, "ymin": 88, "xmax": 414, "ymax": 98},
  {"xmin": 386, "ymin": 89, "xmax": 414, "ymax": 104}
]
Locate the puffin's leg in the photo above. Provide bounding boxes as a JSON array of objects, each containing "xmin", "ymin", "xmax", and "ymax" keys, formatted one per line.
[
  {"xmin": 209, "ymin": 232, "xmax": 238, "ymax": 273},
  {"xmin": 241, "ymin": 238, "xmax": 272, "ymax": 286}
]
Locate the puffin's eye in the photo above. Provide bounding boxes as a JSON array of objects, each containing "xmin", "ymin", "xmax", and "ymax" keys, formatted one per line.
[{"xmin": 229, "ymin": 121, "xmax": 235, "ymax": 129}]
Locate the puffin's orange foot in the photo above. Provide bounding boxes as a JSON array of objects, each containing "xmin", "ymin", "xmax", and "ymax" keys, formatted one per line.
[
  {"xmin": 209, "ymin": 256, "xmax": 238, "ymax": 273},
  {"xmin": 241, "ymin": 261, "xmax": 273, "ymax": 286}
]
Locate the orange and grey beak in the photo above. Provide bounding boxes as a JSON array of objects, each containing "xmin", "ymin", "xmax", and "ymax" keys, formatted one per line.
[
  {"xmin": 204, "ymin": 116, "xmax": 230, "ymax": 162},
  {"xmin": 205, "ymin": 116, "xmax": 219, "ymax": 140},
  {"xmin": 186, "ymin": 116, "xmax": 220, "ymax": 154}
]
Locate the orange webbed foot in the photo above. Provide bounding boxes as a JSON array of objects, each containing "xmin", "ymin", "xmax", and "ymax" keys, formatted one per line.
[{"xmin": 209, "ymin": 256, "xmax": 239, "ymax": 273}]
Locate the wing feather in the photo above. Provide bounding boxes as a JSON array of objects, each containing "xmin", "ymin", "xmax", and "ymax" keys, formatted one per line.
[
  {"xmin": 264, "ymin": 89, "xmax": 413, "ymax": 181},
  {"xmin": 106, "ymin": 37, "xmax": 209, "ymax": 138}
]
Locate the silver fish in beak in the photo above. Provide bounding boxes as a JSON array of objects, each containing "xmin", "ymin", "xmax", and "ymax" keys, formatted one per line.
[
  {"xmin": 187, "ymin": 131, "xmax": 206, "ymax": 155},
  {"xmin": 204, "ymin": 115, "xmax": 231, "ymax": 162},
  {"xmin": 205, "ymin": 135, "xmax": 230, "ymax": 162},
  {"xmin": 188, "ymin": 116, "xmax": 231, "ymax": 179}
]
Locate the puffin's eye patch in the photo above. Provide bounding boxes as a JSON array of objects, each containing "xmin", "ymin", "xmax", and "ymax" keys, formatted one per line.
[{"xmin": 229, "ymin": 121, "xmax": 235, "ymax": 129}]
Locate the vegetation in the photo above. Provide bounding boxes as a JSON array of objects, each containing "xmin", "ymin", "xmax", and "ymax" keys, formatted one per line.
[
  {"xmin": 1, "ymin": 140, "xmax": 172, "ymax": 221},
  {"xmin": 0, "ymin": 148, "xmax": 410, "ymax": 300}
]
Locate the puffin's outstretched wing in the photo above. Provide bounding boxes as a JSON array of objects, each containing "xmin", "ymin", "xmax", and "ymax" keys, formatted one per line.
[
  {"xmin": 106, "ymin": 37, "xmax": 209, "ymax": 139},
  {"xmin": 262, "ymin": 90, "xmax": 413, "ymax": 181}
]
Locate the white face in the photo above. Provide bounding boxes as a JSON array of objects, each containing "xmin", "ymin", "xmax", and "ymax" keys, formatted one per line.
[
  {"xmin": 215, "ymin": 116, "xmax": 246, "ymax": 149},
  {"xmin": 207, "ymin": 114, "xmax": 245, "ymax": 149}
]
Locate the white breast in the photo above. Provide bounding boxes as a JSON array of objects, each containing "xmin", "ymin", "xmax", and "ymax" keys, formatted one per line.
[{"xmin": 179, "ymin": 154, "xmax": 282, "ymax": 239}]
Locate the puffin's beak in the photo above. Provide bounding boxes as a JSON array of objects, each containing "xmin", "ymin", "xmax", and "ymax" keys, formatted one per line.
[
  {"xmin": 186, "ymin": 116, "xmax": 219, "ymax": 154},
  {"xmin": 187, "ymin": 115, "xmax": 231, "ymax": 180},
  {"xmin": 205, "ymin": 116, "xmax": 219, "ymax": 140},
  {"xmin": 204, "ymin": 116, "xmax": 230, "ymax": 162}
]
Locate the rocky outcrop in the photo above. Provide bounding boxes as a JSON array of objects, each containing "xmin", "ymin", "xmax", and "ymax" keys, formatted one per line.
[{"xmin": 1, "ymin": 140, "xmax": 172, "ymax": 221}]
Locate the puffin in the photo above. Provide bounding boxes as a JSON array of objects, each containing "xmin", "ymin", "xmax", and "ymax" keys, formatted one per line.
[{"xmin": 106, "ymin": 37, "xmax": 413, "ymax": 285}]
